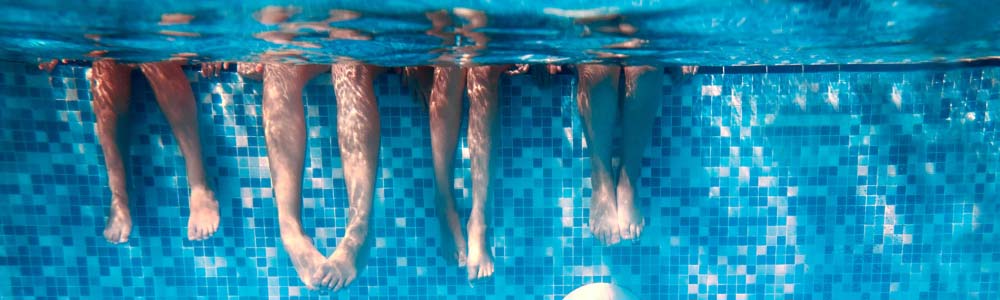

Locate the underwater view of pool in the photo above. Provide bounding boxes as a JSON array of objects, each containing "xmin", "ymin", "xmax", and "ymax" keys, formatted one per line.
[{"xmin": 1, "ymin": 1, "xmax": 999, "ymax": 299}]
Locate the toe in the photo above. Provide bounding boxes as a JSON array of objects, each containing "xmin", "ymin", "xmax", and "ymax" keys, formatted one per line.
[
  {"xmin": 621, "ymin": 227, "xmax": 633, "ymax": 240},
  {"xmin": 309, "ymin": 270, "xmax": 323, "ymax": 286},
  {"xmin": 303, "ymin": 277, "xmax": 318, "ymax": 290},
  {"xmin": 467, "ymin": 266, "xmax": 477, "ymax": 280},
  {"xmin": 321, "ymin": 272, "xmax": 334, "ymax": 287},
  {"xmin": 194, "ymin": 227, "xmax": 205, "ymax": 240},
  {"xmin": 333, "ymin": 278, "xmax": 344, "ymax": 291},
  {"xmin": 607, "ymin": 230, "xmax": 619, "ymax": 245}
]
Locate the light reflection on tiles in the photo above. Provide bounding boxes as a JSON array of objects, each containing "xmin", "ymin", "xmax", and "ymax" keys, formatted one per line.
[{"xmin": 0, "ymin": 62, "xmax": 998, "ymax": 299}]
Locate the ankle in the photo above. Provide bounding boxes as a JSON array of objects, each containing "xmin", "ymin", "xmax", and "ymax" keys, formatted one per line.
[
  {"xmin": 279, "ymin": 221, "xmax": 306, "ymax": 237},
  {"xmin": 332, "ymin": 245, "xmax": 358, "ymax": 261},
  {"xmin": 190, "ymin": 184, "xmax": 212, "ymax": 194},
  {"xmin": 280, "ymin": 232, "xmax": 311, "ymax": 247},
  {"xmin": 467, "ymin": 216, "xmax": 486, "ymax": 234}
]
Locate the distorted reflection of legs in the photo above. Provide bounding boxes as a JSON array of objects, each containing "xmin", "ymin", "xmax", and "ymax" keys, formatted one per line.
[
  {"xmin": 576, "ymin": 64, "xmax": 621, "ymax": 246},
  {"xmin": 465, "ymin": 65, "xmax": 505, "ymax": 280},
  {"xmin": 428, "ymin": 65, "xmax": 468, "ymax": 266},
  {"xmin": 140, "ymin": 61, "xmax": 220, "ymax": 241},
  {"xmin": 311, "ymin": 62, "xmax": 380, "ymax": 291},
  {"xmin": 90, "ymin": 60, "xmax": 134, "ymax": 244},
  {"xmin": 617, "ymin": 66, "xmax": 661, "ymax": 241},
  {"xmin": 261, "ymin": 63, "xmax": 328, "ymax": 290}
]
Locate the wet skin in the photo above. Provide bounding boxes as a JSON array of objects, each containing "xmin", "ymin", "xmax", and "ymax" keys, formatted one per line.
[{"xmin": 88, "ymin": 60, "xmax": 220, "ymax": 244}]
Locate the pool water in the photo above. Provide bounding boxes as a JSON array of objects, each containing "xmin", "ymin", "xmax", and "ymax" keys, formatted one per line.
[
  {"xmin": 1, "ymin": 1, "xmax": 1000, "ymax": 300},
  {"xmin": 2, "ymin": 1, "xmax": 999, "ymax": 65},
  {"xmin": 1, "ymin": 61, "xmax": 998, "ymax": 299}
]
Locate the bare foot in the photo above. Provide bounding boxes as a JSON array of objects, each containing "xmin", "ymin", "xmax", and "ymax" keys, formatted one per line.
[
  {"xmin": 616, "ymin": 174, "xmax": 645, "ymax": 241},
  {"xmin": 466, "ymin": 216, "xmax": 494, "ymax": 280},
  {"xmin": 103, "ymin": 199, "xmax": 132, "ymax": 244},
  {"xmin": 589, "ymin": 187, "xmax": 620, "ymax": 245},
  {"xmin": 282, "ymin": 235, "xmax": 326, "ymax": 290},
  {"xmin": 312, "ymin": 249, "xmax": 358, "ymax": 291},
  {"xmin": 438, "ymin": 200, "xmax": 468, "ymax": 266},
  {"xmin": 187, "ymin": 187, "xmax": 220, "ymax": 241}
]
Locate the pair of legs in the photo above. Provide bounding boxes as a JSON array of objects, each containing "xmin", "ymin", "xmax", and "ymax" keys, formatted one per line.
[
  {"xmin": 260, "ymin": 63, "xmax": 380, "ymax": 291},
  {"xmin": 428, "ymin": 65, "xmax": 506, "ymax": 280},
  {"xmin": 576, "ymin": 64, "xmax": 661, "ymax": 245},
  {"xmin": 89, "ymin": 60, "xmax": 220, "ymax": 243}
]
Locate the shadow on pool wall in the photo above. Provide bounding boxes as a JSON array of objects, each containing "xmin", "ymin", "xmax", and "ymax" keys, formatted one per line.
[{"xmin": 0, "ymin": 61, "xmax": 998, "ymax": 299}]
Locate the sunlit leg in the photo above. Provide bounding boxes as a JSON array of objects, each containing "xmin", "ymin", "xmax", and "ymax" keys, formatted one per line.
[
  {"xmin": 617, "ymin": 65, "xmax": 661, "ymax": 241},
  {"xmin": 576, "ymin": 64, "xmax": 621, "ymax": 246},
  {"xmin": 313, "ymin": 62, "xmax": 380, "ymax": 291},
  {"xmin": 428, "ymin": 65, "xmax": 468, "ymax": 266},
  {"xmin": 139, "ymin": 61, "xmax": 219, "ymax": 241},
  {"xmin": 91, "ymin": 60, "xmax": 134, "ymax": 244},
  {"xmin": 464, "ymin": 65, "xmax": 506, "ymax": 280},
  {"xmin": 262, "ymin": 63, "xmax": 328, "ymax": 290}
]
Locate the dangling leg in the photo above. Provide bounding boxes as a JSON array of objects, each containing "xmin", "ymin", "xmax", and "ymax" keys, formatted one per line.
[
  {"xmin": 262, "ymin": 63, "xmax": 328, "ymax": 290},
  {"xmin": 428, "ymin": 65, "xmax": 468, "ymax": 265},
  {"xmin": 139, "ymin": 61, "xmax": 219, "ymax": 241},
  {"xmin": 313, "ymin": 62, "xmax": 380, "ymax": 291},
  {"xmin": 91, "ymin": 60, "xmax": 134, "ymax": 244},
  {"xmin": 618, "ymin": 65, "xmax": 661, "ymax": 241},
  {"xmin": 464, "ymin": 65, "xmax": 506, "ymax": 280},
  {"xmin": 576, "ymin": 64, "xmax": 621, "ymax": 245}
]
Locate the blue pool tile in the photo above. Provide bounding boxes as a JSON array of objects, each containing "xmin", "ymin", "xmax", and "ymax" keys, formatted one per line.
[{"xmin": 0, "ymin": 61, "xmax": 998, "ymax": 299}]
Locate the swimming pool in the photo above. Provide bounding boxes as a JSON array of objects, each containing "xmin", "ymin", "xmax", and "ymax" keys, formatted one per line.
[
  {"xmin": 1, "ymin": 1, "xmax": 999, "ymax": 300},
  {"xmin": 3, "ymin": 1, "xmax": 1000, "ymax": 65}
]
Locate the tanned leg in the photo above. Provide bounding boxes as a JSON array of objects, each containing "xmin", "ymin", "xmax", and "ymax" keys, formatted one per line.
[{"xmin": 91, "ymin": 60, "xmax": 134, "ymax": 244}]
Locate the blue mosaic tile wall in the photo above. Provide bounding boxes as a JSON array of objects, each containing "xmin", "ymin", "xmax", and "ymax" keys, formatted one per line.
[{"xmin": 1, "ymin": 61, "xmax": 999, "ymax": 300}]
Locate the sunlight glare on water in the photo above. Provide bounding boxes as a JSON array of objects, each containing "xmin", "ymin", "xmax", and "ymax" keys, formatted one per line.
[{"xmin": 0, "ymin": 0, "xmax": 999, "ymax": 65}]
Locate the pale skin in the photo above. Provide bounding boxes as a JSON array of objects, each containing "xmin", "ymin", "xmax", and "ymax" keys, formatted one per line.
[
  {"xmin": 257, "ymin": 61, "xmax": 380, "ymax": 291},
  {"xmin": 618, "ymin": 66, "xmax": 661, "ymax": 241},
  {"xmin": 465, "ymin": 65, "xmax": 505, "ymax": 280},
  {"xmin": 311, "ymin": 62, "xmax": 381, "ymax": 291},
  {"xmin": 576, "ymin": 64, "xmax": 621, "ymax": 245},
  {"xmin": 576, "ymin": 64, "xmax": 661, "ymax": 244},
  {"xmin": 427, "ymin": 65, "xmax": 506, "ymax": 280},
  {"xmin": 260, "ymin": 63, "xmax": 328, "ymax": 290},
  {"xmin": 88, "ymin": 60, "xmax": 220, "ymax": 244},
  {"xmin": 428, "ymin": 65, "xmax": 467, "ymax": 267}
]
